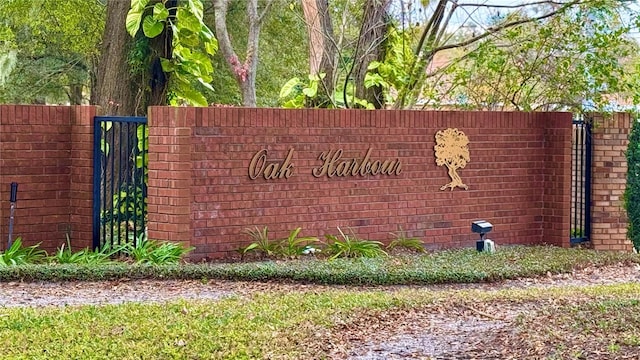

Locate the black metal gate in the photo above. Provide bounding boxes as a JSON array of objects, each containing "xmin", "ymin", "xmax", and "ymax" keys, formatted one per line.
[
  {"xmin": 92, "ymin": 116, "xmax": 148, "ymax": 250},
  {"xmin": 571, "ymin": 116, "xmax": 592, "ymax": 245}
]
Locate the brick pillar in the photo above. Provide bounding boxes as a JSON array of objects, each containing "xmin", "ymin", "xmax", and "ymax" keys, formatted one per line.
[
  {"xmin": 590, "ymin": 113, "xmax": 633, "ymax": 251},
  {"xmin": 147, "ymin": 107, "xmax": 193, "ymax": 245},
  {"xmin": 542, "ymin": 113, "xmax": 573, "ymax": 247},
  {"xmin": 69, "ymin": 106, "xmax": 97, "ymax": 249}
]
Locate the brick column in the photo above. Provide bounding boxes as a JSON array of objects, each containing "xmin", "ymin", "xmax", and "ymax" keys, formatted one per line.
[
  {"xmin": 69, "ymin": 106, "xmax": 98, "ymax": 249},
  {"xmin": 147, "ymin": 107, "xmax": 193, "ymax": 245},
  {"xmin": 542, "ymin": 113, "xmax": 573, "ymax": 247},
  {"xmin": 590, "ymin": 113, "xmax": 633, "ymax": 251}
]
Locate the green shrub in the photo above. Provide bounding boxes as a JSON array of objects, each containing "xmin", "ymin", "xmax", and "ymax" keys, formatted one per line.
[
  {"xmin": 0, "ymin": 238, "xmax": 47, "ymax": 266},
  {"xmin": 122, "ymin": 234, "xmax": 194, "ymax": 264},
  {"xmin": 0, "ymin": 246, "xmax": 638, "ymax": 285},
  {"xmin": 626, "ymin": 114, "xmax": 640, "ymax": 251},
  {"xmin": 49, "ymin": 237, "xmax": 118, "ymax": 265},
  {"xmin": 277, "ymin": 227, "xmax": 319, "ymax": 258},
  {"xmin": 240, "ymin": 226, "xmax": 278, "ymax": 258},
  {"xmin": 387, "ymin": 229, "xmax": 426, "ymax": 253},
  {"xmin": 324, "ymin": 228, "xmax": 387, "ymax": 260}
]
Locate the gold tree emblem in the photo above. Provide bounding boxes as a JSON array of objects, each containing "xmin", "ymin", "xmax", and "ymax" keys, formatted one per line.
[{"xmin": 434, "ymin": 128, "xmax": 470, "ymax": 191}]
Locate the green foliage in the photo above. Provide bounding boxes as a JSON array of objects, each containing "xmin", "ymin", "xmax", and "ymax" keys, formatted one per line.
[
  {"xmin": 278, "ymin": 73, "xmax": 325, "ymax": 108},
  {"xmin": 625, "ymin": 115, "xmax": 640, "ymax": 251},
  {"xmin": 387, "ymin": 229, "xmax": 426, "ymax": 253},
  {"xmin": 49, "ymin": 240, "xmax": 119, "ymax": 265},
  {"xmin": 571, "ymin": 228, "xmax": 585, "ymax": 238},
  {"xmin": 324, "ymin": 228, "xmax": 387, "ymax": 260},
  {"xmin": 0, "ymin": 281, "xmax": 639, "ymax": 359},
  {"xmin": 278, "ymin": 74, "xmax": 375, "ymax": 109},
  {"xmin": 440, "ymin": 4, "xmax": 639, "ymax": 112},
  {"xmin": 122, "ymin": 234, "xmax": 194, "ymax": 265},
  {"xmin": 277, "ymin": 228, "xmax": 319, "ymax": 258},
  {"xmin": 0, "ymin": 246, "xmax": 638, "ymax": 284},
  {"xmin": 240, "ymin": 226, "xmax": 278, "ymax": 258},
  {"xmin": 107, "ymin": 186, "xmax": 146, "ymax": 222},
  {"xmin": 0, "ymin": 238, "xmax": 46, "ymax": 266},
  {"xmin": 0, "ymin": 0, "xmax": 104, "ymax": 104},
  {"xmin": 126, "ymin": 0, "xmax": 218, "ymax": 106},
  {"xmin": 364, "ymin": 26, "xmax": 415, "ymax": 105}
]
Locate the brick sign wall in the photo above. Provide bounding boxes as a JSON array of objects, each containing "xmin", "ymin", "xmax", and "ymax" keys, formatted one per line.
[
  {"xmin": 147, "ymin": 107, "xmax": 573, "ymax": 259},
  {"xmin": 0, "ymin": 105, "xmax": 94, "ymax": 251}
]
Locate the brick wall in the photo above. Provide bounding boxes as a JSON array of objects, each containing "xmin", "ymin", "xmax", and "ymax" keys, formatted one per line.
[
  {"xmin": 0, "ymin": 105, "xmax": 95, "ymax": 252},
  {"xmin": 590, "ymin": 113, "xmax": 633, "ymax": 251},
  {"xmin": 147, "ymin": 107, "xmax": 573, "ymax": 259}
]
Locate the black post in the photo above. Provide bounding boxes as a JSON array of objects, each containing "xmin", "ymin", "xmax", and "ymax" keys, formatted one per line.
[{"xmin": 8, "ymin": 182, "xmax": 18, "ymax": 248}]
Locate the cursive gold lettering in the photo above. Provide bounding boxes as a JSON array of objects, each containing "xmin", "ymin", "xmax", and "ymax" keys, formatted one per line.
[
  {"xmin": 248, "ymin": 149, "xmax": 268, "ymax": 179},
  {"xmin": 312, "ymin": 151, "xmax": 330, "ymax": 177},
  {"xmin": 311, "ymin": 147, "xmax": 402, "ymax": 178},
  {"xmin": 248, "ymin": 148, "xmax": 295, "ymax": 180},
  {"xmin": 357, "ymin": 148, "xmax": 373, "ymax": 176},
  {"xmin": 370, "ymin": 160, "xmax": 381, "ymax": 175}
]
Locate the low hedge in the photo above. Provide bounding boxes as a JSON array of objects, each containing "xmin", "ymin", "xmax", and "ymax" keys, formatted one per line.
[{"xmin": 0, "ymin": 246, "xmax": 637, "ymax": 285}]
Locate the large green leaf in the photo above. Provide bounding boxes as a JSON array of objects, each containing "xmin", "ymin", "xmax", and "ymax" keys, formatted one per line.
[
  {"xmin": 130, "ymin": 0, "xmax": 150, "ymax": 11},
  {"xmin": 160, "ymin": 58, "xmax": 175, "ymax": 72},
  {"xmin": 302, "ymin": 81, "xmax": 317, "ymax": 98},
  {"xmin": 279, "ymin": 77, "xmax": 301, "ymax": 99},
  {"xmin": 204, "ymin": 38, "xmax": 218, "ymax": 56},
  {"xmin": 142, "ymin": 16, "xmax": 164, "ymax": 38},
  {"xmin": 190, "ymin": 52, "xmax": 213, "ymax": 73},
  {"xmin": 176, "ymin": 81, "xmax": 208, "ymax": 106},
  {"xmin": 176, "ymin": 8, "xmax": 200, "ymax": 34},
  {"xmin": 125, "ymin": 8, "xmax": 144, "ymax": 36},
  {"xmin": 152, "ymin": 2, "xmax": 169, "ymax": 21},
  {"xmin": 187, "ymin": 0, "xmax": 204, "ymax": 21},
  {"xmin": 197, "ymin": 77, "xmax": 215, "ymax": 92}
]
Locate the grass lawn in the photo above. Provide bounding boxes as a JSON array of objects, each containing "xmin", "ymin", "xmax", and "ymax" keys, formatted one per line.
[
  {"xmin": 0, "ymin": 284, "xmax": 639, "ymax": 359},
  {"xmin": 0, "ymin": 246, "xmax": 638, "ymax": 359}
]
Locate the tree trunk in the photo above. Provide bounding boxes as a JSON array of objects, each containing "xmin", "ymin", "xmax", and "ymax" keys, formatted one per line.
[
  {"xmin": 69, "ymin": 83, "xmax": 83, "ymax": 105},
  {"xmin": 213, "ymin": 0, "xmax": 272, "ymax": 107},
  {"xmin": 301, "ymin": 0, "xmax": 335, "ymax": 106},
  {"xmin": 353, "ymin": 0, "xmax": 390, "ymax": 109},
  {"xmin": 91, "ymin": 0, "xmax": 138, "ymax": 115},
  {"xmin": 148, "ymin": 0, "xmax": 175, "ymax": 107}
]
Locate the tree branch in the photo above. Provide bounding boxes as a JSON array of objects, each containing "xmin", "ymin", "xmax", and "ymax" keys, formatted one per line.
[{"xmin": 431, "ymin": 0, "xmax": 580, "ymax": 54}]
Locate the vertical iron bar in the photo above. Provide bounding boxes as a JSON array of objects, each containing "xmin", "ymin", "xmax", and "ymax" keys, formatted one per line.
[
  {"xmin": 125, "ymin": 122, "xmax": 132, "ymax": 246},
  {"xmin": 140, "ymin": 121, "xmax": 149, "ymax": 243},
  {"xmin": 572, "ymin": 119, "xmax": 579, "ymax": 240},
  {"xmin": 109, "ymin": 121, "xmax": 116, "ymax": 248},
  {"xmin": 577, "ymin": 119, "xmax": 584, "ymax": 238},
  {"xmin": 117, "ymin": 122, "xmax": 124, "ymax": 247},
  {"xmin": 101, "ymin": 123, "xmax": 107, "ymax": 249},
  {"xmin": 92, "ymin": 118, "xmax": 102, "ymax": 249},
  {"xmin": 585, "ymin": 119, "xmax": 593, "ymax": 241},
  {"xmin": 132, "ymin": 124, "xmax": 139, "ymax": 246}
]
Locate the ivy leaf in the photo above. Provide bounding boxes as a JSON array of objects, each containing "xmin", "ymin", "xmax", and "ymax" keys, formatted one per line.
[
  {"xmin": 153, "ymin": 3, "xmax": 169, "ymax": 21},
  {"xmin": 176, "ymin": 8, "xmax": 200, "ymax": 34},
  {"xmin": 125, "ymin": 8, "xmax": 144, "ymax": 36},
  {"xmin": 160, "ymin": 58, "xmax": 175, "ymax": 72},
  {"xmin": 197, "ymin": 78, "xmax": 215, "ymax": 92},
  {"xmin": 177, "ymin": 82, "xmax": 208, "ymax": 106},
  {"xmin": 279, "ymin": 77, "xmax": 301, "ymax": 99},
  {"xmin": 367, "ymin": 61, "xmax": 381, "ymax": 70},
  {"xmin": 142, "ymin": 16, "xmax": 164, "ymax": 38},
  {"xmin": 204, "ymin": 38, "xmax": 218, "ymax": 56},
  {"xmin": 187, "ymin": 0, "xmax": 204, "ymax": 21},
  {"xmin": 130, "ymin": 0, "xmax": 150, "ymax": 11}
]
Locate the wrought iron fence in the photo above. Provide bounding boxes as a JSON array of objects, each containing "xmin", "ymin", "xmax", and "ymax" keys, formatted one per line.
[
  {"xmin": 571, "ymin": 116, "xmax": 592, "ymax": 244},
  {"xmin": 92, "ymin": 116, "xmax": 147, "ymax": 249}
]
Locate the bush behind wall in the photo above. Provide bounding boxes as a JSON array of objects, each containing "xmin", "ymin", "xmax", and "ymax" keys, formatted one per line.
[{"xmin": 625, "ymin": 114, "xmax": 640, "ymax": 251}]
